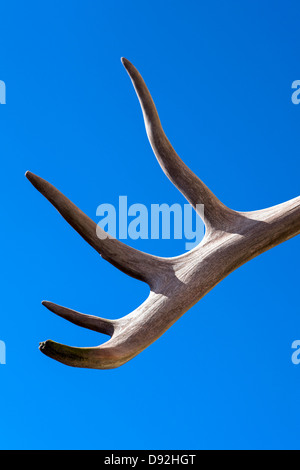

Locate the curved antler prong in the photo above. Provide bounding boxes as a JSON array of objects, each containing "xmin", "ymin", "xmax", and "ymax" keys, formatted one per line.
[
  {"xmin": 121, "ymin": 57, "xmax": 236, "ymax": 231},
  {"xmin": 42, "ymin": 301, "xmax": 115, "ymax": 336},
  {"xmin": 39, "ymin": 340, "xmax": 128, "ymax": 369},
  {"xmin": 26, "ymin": 171, "xmax": 168, "ymax": 286}
]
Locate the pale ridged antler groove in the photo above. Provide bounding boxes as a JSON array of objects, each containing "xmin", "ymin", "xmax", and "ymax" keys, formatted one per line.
[{"xmin": 26, "ymin": 58, "xmax": 300, "ymax": 369}]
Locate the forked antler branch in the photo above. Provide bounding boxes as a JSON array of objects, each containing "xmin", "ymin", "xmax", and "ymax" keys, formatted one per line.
[{"xmin": 26, "ymin": 58, "xmax": 300, "ymax": 369}]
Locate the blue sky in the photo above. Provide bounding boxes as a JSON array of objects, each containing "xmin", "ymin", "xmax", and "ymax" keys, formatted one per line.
[{"xmin": 0, "ymin": 0, "xmax": 300, "ymax": 450}]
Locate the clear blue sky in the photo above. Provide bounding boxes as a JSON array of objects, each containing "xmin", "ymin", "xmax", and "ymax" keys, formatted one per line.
[{"xmin": 0, "ymin": 0, "xmax": 300, "ymax": 450}]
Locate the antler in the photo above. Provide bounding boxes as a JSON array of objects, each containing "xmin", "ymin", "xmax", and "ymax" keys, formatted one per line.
[{"xmin": 26, "ymin": 58, "xmax": 300, "ymax": 369}]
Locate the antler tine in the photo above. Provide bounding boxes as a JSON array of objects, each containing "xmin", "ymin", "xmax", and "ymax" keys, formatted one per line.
[
  {"xmin": 121, "ymin": 57, "xmax": 236, "ymax": 231},
  {"xmin": 39, "ymin": 340, "xmax": 127, "ymax": 369},
  {"xmin": 42, "ymin": 301, "xmax": 115, "ymax": 336},
  {"xmin": 40, "ymin": 302, "xmax": 121, "ymax": 369},
  {"xmin": 26, "ymin": 171, "xmax": 169, "ymax": 287}
]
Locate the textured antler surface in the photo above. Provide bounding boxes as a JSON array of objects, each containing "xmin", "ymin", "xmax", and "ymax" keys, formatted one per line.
[{"xmin": 26, "ymin": 58, "xmax": 300, "ymax": 369}]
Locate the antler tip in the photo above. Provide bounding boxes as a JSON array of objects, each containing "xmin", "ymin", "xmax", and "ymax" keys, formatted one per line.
[
  {"xmin": 39, "ymin": 341, "xmax": 46, "ymax": 351},
  {"xmin": 121, "ymin": 57, "xmax": 133, "ymax": 71},
  {"xmin": 25, "ymin": 170, "xmax": 41, "ymax": 188},
  {"xmin": 38, "ymin": 339, "xmax": 68, "ymax": 363}
]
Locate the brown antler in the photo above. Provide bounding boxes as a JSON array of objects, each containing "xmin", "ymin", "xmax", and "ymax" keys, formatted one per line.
[{"xmin": 26, "ymin": 58, "xmax": 300, "ymax": 369}]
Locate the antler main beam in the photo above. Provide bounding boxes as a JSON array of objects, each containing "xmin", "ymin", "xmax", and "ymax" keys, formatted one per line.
[{"xmin": 26, "ymin": 58, "xmax": 300, "ymax": 369}]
